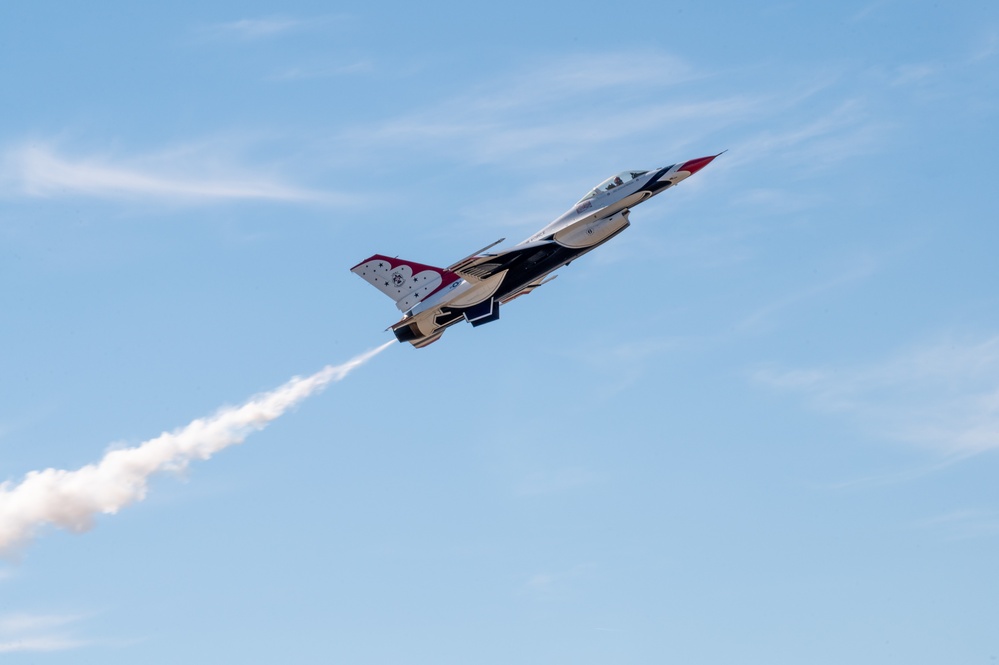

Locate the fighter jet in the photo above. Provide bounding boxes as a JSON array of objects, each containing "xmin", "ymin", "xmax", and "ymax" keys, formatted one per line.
[{"xmin": 351, "ymin": 153, "xmax": 721, "ymax": 347}]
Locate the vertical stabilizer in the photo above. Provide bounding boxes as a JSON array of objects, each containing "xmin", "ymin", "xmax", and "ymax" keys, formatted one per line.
[{"xmin": 351, "ymin": 254, "xmax": 461, "ymax": 311}]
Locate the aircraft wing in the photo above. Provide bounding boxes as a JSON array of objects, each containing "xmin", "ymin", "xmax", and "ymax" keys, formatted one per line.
[{"xmin": 448, "ymin": 240, "xmax": 557, "ymax": 281}]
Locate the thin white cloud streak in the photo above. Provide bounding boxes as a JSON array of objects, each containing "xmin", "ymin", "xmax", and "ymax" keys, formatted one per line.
[
  {"xmin": 0, "ymin": 613, "xmax": 91, "ymax": 654},
  {"xmin": 194, "ymin": 14, "xmax": 344, "ymax": 42},
  {"xmin": 367, "ymin": 95, "xmax": 764, "ymax": 169},
  {"xmin": 737, "ymin": 257, "xmax": 878, "ymax": 333},
  {"xmin": 199, "ymin": 16, "xmax": 304, "ymax": 40},
  {"xmin": 725, "ymin": 100, "xmax": 887, "ymax": 172},
  {"xmin": 222, "ymin": 17, "xmax": 302, "ymax": 38},
  {"xmin": 268, "ymin": 60, "xmax": 374, "ymax": 81},
  {"xmin": 851, "ymin": 0, "xmax": 890, "ymax": 22},
  {"xmin": 890, "ymin": 63, "xmax": 941, "ymax": 86},
  {"xmin": 336, "ymin": 52, "xmax": 752, "ymax": 169},
  {"xmin": 970, "ymin": 29, "xmax": 999, "ymax": 62},
  {"xmin": 0, "ymin": 342, "xmax": 394, "ymax": 556},
  {"xmin": 0, "ymin": 613, "xmax": 85, "ymax": 635},
  {"xmin": 754, "ymin": 335, "xmax": 999, "ymax": 457},
  {"xmin": 0, "ymin": 636, "xmax": 90, "ymax": 653},
  {"xmin": 1, "ymin": 144, "xmax": 334, "ymax": 204},
  {"xmin": 341, "ymin": 50, "xmax": 883, "ymax": 181},
  {"xmin": 915, "ymin": 510, "xmax": 999, "ymax": 540},
  {"xmin": 520, "ymin": 563, "xmax": 595, "ymax": 600},
  {"xmin": 465, "ymin": 52, "xmax": 702, "ymax": 110},
  {"xmin": 820, "ymin": 458, "xmax": 962, "ymax": 490}
]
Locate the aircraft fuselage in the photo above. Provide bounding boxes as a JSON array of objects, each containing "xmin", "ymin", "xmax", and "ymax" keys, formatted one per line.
[{"xmin": 351, "ymin": 154, "xmax": 720, "ymax": 347}]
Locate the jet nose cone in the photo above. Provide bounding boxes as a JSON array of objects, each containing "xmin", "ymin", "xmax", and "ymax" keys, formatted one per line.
[{"xmin": 678, "ymin": 153, "xmax": 721, "ymax": 176}]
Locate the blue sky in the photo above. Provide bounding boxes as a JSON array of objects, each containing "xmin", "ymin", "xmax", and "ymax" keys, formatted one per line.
[{"xmin": 1, "ymin": 1, "xmax": 998, "ymax": 662}]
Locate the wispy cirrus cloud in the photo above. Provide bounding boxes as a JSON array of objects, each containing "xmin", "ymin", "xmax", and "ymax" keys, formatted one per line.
[
  {"xmin": 342, "ymin": 50, "xmax": 886, "ymax": 184},
  {"xmin": 520, "ymin": 563, "xmax": 596, "ymax": 600},
  {"xmin": 194, "ymin": 14, "xmax": 344, "ymax": 41},
  {"xmin": 754, "ymin": 334, "xmax": 999, "ymax": 458},
  {"xmin": 196, "ymin": 16, "xmax": 308, "ymax": 41},
  {"xmin": 268, "ymin": 60, "xmax": 374, "ymax": 81},
  {"xmin": 370, "ymin": 96, "xmax": 760, "ymax": 166},
  {"xmin": 915, "ymin": 510, "xmax": 999, "ymax": 540},
  {"xmin": 340, "ymin": 52, "xmax": 750, "ymax": 168},
  {"xmin": 0, "ymin": 143, "xmax": 335, "ymax": 204},
  {"xmin": 0, "ymin": 614, "xmax": 85, "ymax": 635},
  {"xmin": 970, "ymin": 28, "xmax": 999, "ymax": 62},
  {"xmin": 737, "ymin": 256, "xmax": 878, "ymax": 333},
  {"xmin": 0, "ymin": 636, "xmax": 91, "ymax": 654},
  {"xmin": 726, "ymin": 99, "xmax": 887, "ymax": 172},
  {"xmin": 890, "ymin": 63, "xmax": 942, "ymax": 86},
  {"xmin": 851, "ymin": 0, "xmax": 891, "ymax": 22},
  {"xmin": 0, "ymin": 613, "xmax": 92, "ymax": 654},
  {"xmin": 218, "ymin": 17, "xmax": 302, "ymax": 38},
  {"xmin": 477, "ymin": 51, "xmax": 702, "ymax": 105}
]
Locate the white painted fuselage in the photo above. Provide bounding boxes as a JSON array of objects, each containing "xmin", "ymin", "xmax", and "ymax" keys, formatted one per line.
[{"xmin": 351, "ymin": 153, "xmax": 721, "ymax": 347}]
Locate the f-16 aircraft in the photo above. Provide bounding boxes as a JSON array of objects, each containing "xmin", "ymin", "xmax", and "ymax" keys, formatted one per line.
[{"xmin": 352, "ymin": 153, "xmax": 721, "ymax": 347}]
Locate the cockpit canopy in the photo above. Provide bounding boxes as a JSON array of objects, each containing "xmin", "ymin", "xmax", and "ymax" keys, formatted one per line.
[{"xmin": 579, "ymin": 170, "xmax": 649, "ymax": 202}]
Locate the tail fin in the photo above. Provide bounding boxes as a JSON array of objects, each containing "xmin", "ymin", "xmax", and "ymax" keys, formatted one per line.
[{"xmin": 351, "ymin": 254, "xmax": 461, "ymax": 312}]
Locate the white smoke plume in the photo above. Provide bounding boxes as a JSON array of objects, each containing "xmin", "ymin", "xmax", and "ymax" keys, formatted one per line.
[{"xmin": 0, "ymin": 341, "xmax": 394, "ymax": 556}]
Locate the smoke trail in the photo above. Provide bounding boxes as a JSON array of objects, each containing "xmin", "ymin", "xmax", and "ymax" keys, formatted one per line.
[{"xmin": 0, "ymin": 341, "xmax": 394, "ymax": 555}]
